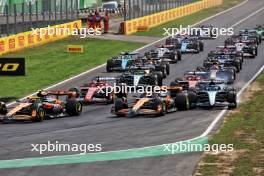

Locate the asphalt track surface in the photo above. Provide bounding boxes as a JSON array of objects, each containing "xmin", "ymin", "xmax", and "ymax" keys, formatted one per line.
[{"xmin": 1, "ymin": 0, "xmax": 264, "ymax": 175}]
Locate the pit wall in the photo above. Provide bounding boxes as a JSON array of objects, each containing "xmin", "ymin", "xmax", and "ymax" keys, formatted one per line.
[
  {"xmin": 0, "ymin": 20, "xmax": 82, "ymax": 56},
  {"xmin": 124, "ymin": 0, "xmax": 223, "ymax": 35}
]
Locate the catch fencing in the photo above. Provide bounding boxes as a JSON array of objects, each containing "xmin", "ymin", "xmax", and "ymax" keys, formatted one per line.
[{"xmin": 0, "ymin": 0, "xmax": 79, "ymax": 36}]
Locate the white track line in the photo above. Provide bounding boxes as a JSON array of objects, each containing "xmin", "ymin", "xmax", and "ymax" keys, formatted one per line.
[{"xmin": 6, "ymin": 0, "xmax": 249, "ymax": 106}]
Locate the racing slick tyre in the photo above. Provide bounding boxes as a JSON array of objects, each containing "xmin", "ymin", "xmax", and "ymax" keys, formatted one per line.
[
  {"xmin": 0, "ymin": 102, "xmax": 7, "ymax": 114},
  {"xmin": 227, "ymin": 91, "xmax": 237, "ymax": 109},
  {"xmin": 259, "ymin": 35, "xmax": 262, "ymax": 44},
  {"xmin": 66, "ymin": 99, "xmax": 82, "ymax": 116},
  {"xmin": 114, "ymin": 98, "xmax": 128, "ymax": 117},
  {"xmin": 241, "ymin": 55, "xmax": 244, "ymax": 63},
  {"xmin": 68, "ymin": 87, "xmax": 80, "ymax": 98},
  {"xmin": 156, "ymin": 72, "xmax": 163, "ymax": 86},
  {"xmin": 175, "ymin": 93, "xmax": 189, "ymax": 111},
  {"xmin": 157, "ymin": 77, "xmax": 163, "ymax": 86},
  {"xmin": 230, "ymin": 69, "xmax": 236, "ymax": 80},
  {"xmin": 195, "ymin": 44, "xmax": 200, "ymax": 54},
  {"xmin": 250, "ymin": 48, "xmax": 257, "ymax": 58},
  {"xmin": 165, "ymin": 63, "xmax": 170, "ymax": 75},
  {"xmin": 235, "ymin": 60, "xmax": 241, "ymax": 73},
  {"xmin": 106, "ymin": 60, "xmax": 113, "ymax": 72},
  {"xmin": 149, "ymin": 76, "xmax": 158, "ymax": 86},
  {"xmin": 188, "ymin": 91, "xmax": 197, "ymax": 109},
  {"xmin": 105, "ymin": 88, "xmax": 114, "ymax": 104},
  {"xmin": 199, "ymin": 42, "xmax": 204, "ymax": 52},
  {"xmin": 170, "ymin": 82, "xmax": 180, "ymax": 98},
  {"xmin": 171, "ymin": 54, "xmax": 178, "ymax": 64},
  {"xmin": 155, "ymin": 65, "xmax": 167, "ymax": 78},
  {"xmin": 33, "ymin": 107, "xmax": 46, "ymax": 122},
  {"xmin": 177, "ymin": 51, "xmax": 182, "ymax": 61},
  {"xmin": 155, "ymin": 100, "xmax": 166, "ymax": 116}
]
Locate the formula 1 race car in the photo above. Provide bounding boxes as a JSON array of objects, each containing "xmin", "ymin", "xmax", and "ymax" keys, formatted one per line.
[
  {"xmin": 106, "ymin": 52, "xmax": 141, "ymax": 72},
  {"xmin": 197, "ymin": 62, "xmax": 236, "ymax": 84},
  {"xmin": 0, "ymin": 98, "xmax": 46, "ymax": 122},
  {"xmin": 70, "ymin": 77, "xmax": 114, "ymax": 104},
  {"xmin": 173, "ymin": 71, "xmax": 211, "ymax": 90},
  {"xmin": 225, "ymin": 33, "xmax": 259, "ymax": 45},
  {"xmin": 206, "ymin": 53, "xmax": 242, "ymax": 73},
  {"xmin": 116, "ymin": 69, "xmax": 164, "ymax": 86},
  {"xmin": 225, "ymin": 34, "xmax": 259, "ymax": 57},
  {"xmin": 223, "ymin": 39, "xmax": 258, "ymax": 58},
  {"xmin": 239, "ymin": 29, "xmax": 262, "ymax": 44},
  {"xmin": 166, "ymin": 35, "xmax": 204, "ymax": 53},
  {"xmin": 145, "ymin": 45, "xmax": 182, "ymax": 63},
  {"xmin": 111, "ymin": 89, "xmax": 189, "ymax": 117},
  {"xmin": 212, "ymin": 46, "xmax": 244, "ymax": 63},
  {"xmin": 0, "ymin": 91, "xmax": 82, "ymax": 123},
  {"xmin": 190, "ymin": 81, "xmax": 237, "ymax": 109},
  {"xmin": 254, "ymin": 25, "xmax": 264, "ymax": 40},
  {"xmin": 130, "ymin": 60, "xmax": 170, "ymax": 78}
]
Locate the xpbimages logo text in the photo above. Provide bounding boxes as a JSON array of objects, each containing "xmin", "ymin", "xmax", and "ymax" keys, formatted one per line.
[
  {"xmin": 163, "ymin": 142, "xmax": 234, "ymax": 154},
  {"xmin": 95, "ymin": 83, "xmax": 168, "ymax": 96},
  {"xmin": 31, "ymin": 26, "xmax": 102, "ymax": 39},
  {"xmin": 31, "ymin": 141, "xmax": 102, "ymax": 154},
  {"xmin": 163, "ymin": 25, "xmax": 234, "ymax": 38}
]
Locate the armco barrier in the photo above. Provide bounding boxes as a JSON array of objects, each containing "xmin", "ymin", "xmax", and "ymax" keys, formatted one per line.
[
  {"xmin": 0, "ymin": 20, "xmax": 82, "ymax": 56},
  {"xmin": 124, "ymin": 0, "xmax": 223, "ymax": 35}
]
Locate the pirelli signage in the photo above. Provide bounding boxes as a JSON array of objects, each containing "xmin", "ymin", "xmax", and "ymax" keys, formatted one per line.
[
  {"xmin": 67, "ymin": 45, "xmax": 84, "ymax": 53},
  {"xmin": 0, "ymin": 58, "xmax": 25, "ymax": 76}
]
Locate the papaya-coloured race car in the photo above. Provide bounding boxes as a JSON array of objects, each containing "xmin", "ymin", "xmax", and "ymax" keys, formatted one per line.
[
  {"xmin": 111, "ymin": 88, "xmax": 190, "ymax": 117},
  {"xmin": 0, "ymin": 91, "xmax": 82, "ymax": 123}
]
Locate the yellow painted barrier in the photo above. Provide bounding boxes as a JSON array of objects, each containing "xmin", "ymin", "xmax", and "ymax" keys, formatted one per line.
[
  {"xmin": 0, "ymin": 20, "xmax": 82, "ymax": 56},
  {"xmin": 124, "ymin": 0, "xmax": 223, "ymax": 35}
]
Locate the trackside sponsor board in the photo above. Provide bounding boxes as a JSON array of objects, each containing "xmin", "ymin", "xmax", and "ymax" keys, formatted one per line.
[
  {"xmin": 67, "ymin": 45, "xmax": 84, "ymax": 53},
  {"xmin": 0, "ymin": 20, "xmax": 82, "ymax": 56},
  {"xmin": 0, "ymin": 58, "xmax": 25, "ymax": 76},
  {"xmin": 137, "ymin": 26, "xmax": 149, "ymax": 32},
  {"xmin": 124, "ymin": 0, "xmax": 223, "ymax": 35}
]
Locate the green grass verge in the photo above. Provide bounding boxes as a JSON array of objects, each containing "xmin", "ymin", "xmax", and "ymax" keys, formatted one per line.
[
  {"xmin": 134, "ymin": 0, "xmax": 244, "ymax": 37},
  {"xmin": 0, "ymin": 37, "xmax": 144, "ymax": 100},
  {"xmin": 196, "ymin": 73, "xmax": 264, "ymax": 175}
]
